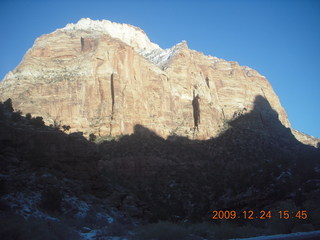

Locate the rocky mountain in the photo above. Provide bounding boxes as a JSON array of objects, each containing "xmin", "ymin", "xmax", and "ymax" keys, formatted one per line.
[
  {"xmin": 2, "ymin": 18, "xmax": 316, "ymax": 146},
  {"xmin": 1, "ymin": 18, "xmax": 320, "ymax": 239}
]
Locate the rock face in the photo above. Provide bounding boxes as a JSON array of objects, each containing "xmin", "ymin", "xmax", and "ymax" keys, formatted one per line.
[
  {"xmin": 292, "ymin": 129, "xmax": 320, "ymax": 148},
  {"xmin": 0, "ymin": 18, "xmax": 315, "ymax": 144}
]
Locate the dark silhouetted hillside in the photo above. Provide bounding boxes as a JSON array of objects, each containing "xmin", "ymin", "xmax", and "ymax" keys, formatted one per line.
[{"xmin": 0, "ymin": 96, "xmax": 319, "ymax": 239}]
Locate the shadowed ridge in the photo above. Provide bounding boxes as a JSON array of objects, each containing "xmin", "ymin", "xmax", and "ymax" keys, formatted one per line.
[
  {"xmin": 223, "ymin": 95, "xmax": 302, "ymax": 147},
  {"xmin": 1, "ymin": 96, "xmax": 319, "ymax": 226},
  {"xmin": 98, "ymin": 95, "xmax": 320, "ymax": 221}
]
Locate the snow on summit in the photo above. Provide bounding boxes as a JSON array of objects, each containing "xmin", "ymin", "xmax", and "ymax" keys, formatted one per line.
[
  {"xmin": 62, "ymin": 18, "xmax": 160, "ymax": 53},
  {"xmin": 61, "ymin": 18, "xmax": 186, "ymax": 68},
  {"xmin": 142, "ymin": 40, "xmax": 189, "ymax": 69}
]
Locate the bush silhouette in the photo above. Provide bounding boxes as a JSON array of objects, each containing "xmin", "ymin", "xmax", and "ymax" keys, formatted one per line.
[
  {"xmin": 0, "ymin": 102, "xmax": 4, "ymax": 119},
  {"xmin": 11, "ymin": 110, "xmax": 22, "ymax": 122},
  {"xmin": 62, "ymin": 125, "xmax": 71, "ymax": 132},
  {"xmin": 89, "ymin": 133, "xmax": 97, "ymax": 142},
  {"xmin": 3, "ymin": 98, "xmax": 14, "ymax": 112},
  {"xmin": 30, "ymin": 116, "xmax": 45, "ymax": 128},
  {"xmin": 25, "ymin": 113, "xmax": 32, "ymax": 120}
]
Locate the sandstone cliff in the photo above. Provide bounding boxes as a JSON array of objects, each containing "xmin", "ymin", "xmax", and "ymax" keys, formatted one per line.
[{"xmin": 0, "ymin": 18, "xmax": 317, "ymax": 146}]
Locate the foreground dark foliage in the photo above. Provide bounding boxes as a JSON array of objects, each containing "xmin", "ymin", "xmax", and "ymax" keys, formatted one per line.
[{"xmin": 0, "ymin": 96, "xmax": 319, "ymax": 239}]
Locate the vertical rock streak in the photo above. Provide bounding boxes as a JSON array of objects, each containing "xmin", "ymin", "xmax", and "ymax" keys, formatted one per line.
[
  {"xmin": 81, "ymin": 37, "xmax": 84, "ymax": 52},
  {"xmin": 192, "ymin": 92, "xmax": 200, "ymax": 131},
  {"xmin": 109, "ymin": 73, "xmax": 115, "ymax": 135},
  {"xmin": 110, "ymin": 74, "xmax": 115, "ymax": 116}
]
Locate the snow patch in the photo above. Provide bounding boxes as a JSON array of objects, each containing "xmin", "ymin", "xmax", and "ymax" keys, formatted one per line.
[
  {"xmin": 242, "ymin": 66, "xmax": 266, "ymax": 78},
  {"xmin": 208, "ymin": 55, "xmax": 221, "ymax": 65},
  {"xmin": 80, "ymin": 229, "xmax": 98, "ymax": 240},
  {"xmin": 63, "ymin": 196, "xmax": 90, "ymax": 218},
  {"xmin": 275, "ymin": 171, "xmax": 292, "ymax": 181},
  {"xmin": 62, "ymin": 18, "xmax": 159, "ymax": 54},
  {"xmin": 3, "ymin": 192, "xmax": 58, "ymax": 221},
  {"xmin": 60, "ymin": 18, "xmax": 189, "ymax": 68},
  {"xmin": 140, "ymin": 40, "xmax": 188, "ymax": 69}
]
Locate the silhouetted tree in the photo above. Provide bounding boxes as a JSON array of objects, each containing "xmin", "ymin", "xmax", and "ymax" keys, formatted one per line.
[
  {"xmin": 53, "ymin": 120, "xmax": 61, "ymax": 130},
  {"xmin": 30, "ymin": 116, "xmax": 45, "ymax": 128},
  {"xmin": 62, "ymin": 125, "xmax": 71, "ymax": 132},
  {"xmin": 3, "ymin": 98, "xmax": 13, "ymax": 112},
  {"xmin": 89, "ymin": 133, "xmax": 96, "ymax": 142},
  {"xmin": 0, "ymin": 102, "xmax": 4, "ymax": 119},
  {"xmin": 11, "ymin": 111, "xmax": 22, "ymax": 122},
  {"xmin": 25, "ymin": 113, "xmax": 32, "ymax": 120}
]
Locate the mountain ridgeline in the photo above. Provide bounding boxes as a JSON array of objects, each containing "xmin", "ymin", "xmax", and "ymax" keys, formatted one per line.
[{"xmin": 1, "ymin": 18, "xmax": 318, "ymax": 147}]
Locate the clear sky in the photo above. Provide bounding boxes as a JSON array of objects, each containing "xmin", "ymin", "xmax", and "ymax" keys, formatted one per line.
[{"xmin": 0, "ymin": 0, "xmax": 319, "ymax": 138}]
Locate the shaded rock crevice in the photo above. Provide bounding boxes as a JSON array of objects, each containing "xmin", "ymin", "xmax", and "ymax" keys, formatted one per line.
[
  {"xmin": 192, "ymin": 91, "xmax": 200, "ymax": 131},
  {"xmin": 109, "ymin": 73, "xmax": 115, "ymax": 135},
  {"xmin": 80, "ymin": 37, "xmax": 84, "ymax": 52},
  {"xmin": 110, "ymin": 73, "xmax": 115, "ymax": 116},
  {"xmin": 205, "ymin": 77, "xmax": 210, "ymax": 88}
]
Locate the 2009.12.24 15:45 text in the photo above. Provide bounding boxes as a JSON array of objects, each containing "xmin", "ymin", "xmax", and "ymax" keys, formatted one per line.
[{"xmin": 211, "ymin": 210, "xmax": 308, "ymax": 220}]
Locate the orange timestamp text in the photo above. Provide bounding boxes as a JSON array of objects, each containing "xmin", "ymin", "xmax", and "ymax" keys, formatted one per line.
[{"xmin": 211, "ymin": 210, "xmax": 308, "ymax": 220}]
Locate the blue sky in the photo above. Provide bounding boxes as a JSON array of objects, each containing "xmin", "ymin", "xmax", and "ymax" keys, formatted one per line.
[{"xmin": 0, "ymin": 0, "xmax": 319, "ymax": 138}]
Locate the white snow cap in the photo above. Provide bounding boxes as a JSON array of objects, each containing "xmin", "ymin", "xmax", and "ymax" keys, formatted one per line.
[
  {"xmin": 141, "ymin": 40, "xmax": 188, "ymax": 69},
  {"xmin": 61, "ymin": 18, "xmax": 187, "ymax": 68},
  {"xmin": 63, "ymin": 18, "xmax": 160, "ymax": 52}
]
